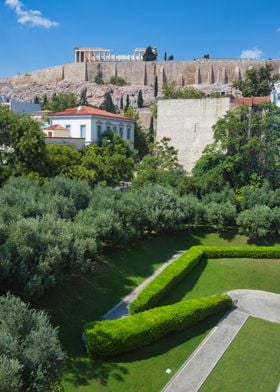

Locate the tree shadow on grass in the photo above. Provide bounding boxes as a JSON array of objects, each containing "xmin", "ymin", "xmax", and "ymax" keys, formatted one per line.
[
  {"xmin": 63, "ymin": 311, "xmax": 225, "ymax": 388},
  {"xmin": 247, "ymin": 234, "xmax": 280, "ymax": 246},
  {"xmin": 64, "ymin": 356, "xmax": 129, "ymax": 387},
  {"xmin": 159, "ymin": 258, "xmax": 208, "ymax": 306}
]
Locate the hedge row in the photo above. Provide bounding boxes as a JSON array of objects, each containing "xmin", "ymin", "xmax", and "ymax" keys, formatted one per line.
[
  {"xmin": 129, "ymin": 245, "xmax": 280, "ymax": 314},
  {"xmin": 129, "ymin": 246, "xmax": 204, "ymax": 314},
  {"xmin": 85, "ymin": 294, "xmax": 232, "ymax": 358}
]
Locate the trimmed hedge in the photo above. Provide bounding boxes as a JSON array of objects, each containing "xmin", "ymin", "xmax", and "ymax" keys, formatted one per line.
[
  {"xmin": 129, "ymin": 245, "xmax": 280, "ymax": 314},
  {"xmin": 85, "ymin": 294, "xmax": 232, "ymax": 358},
  {"xmin": 129, "ymin": 246, "xmax": 204, "ymax": 314}
]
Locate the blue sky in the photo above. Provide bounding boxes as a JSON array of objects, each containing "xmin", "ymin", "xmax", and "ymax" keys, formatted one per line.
[{"xmin": 1, "ymin": 0, "xmax": 280, "ymax": 77}]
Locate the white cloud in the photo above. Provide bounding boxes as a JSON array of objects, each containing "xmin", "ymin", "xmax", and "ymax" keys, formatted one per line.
[
  {"xmin": 240, "ymin": 48, "xmax": 263, "ymax": 60},
  {"xmin": 5, "ymin": 0, "xmax": 59, "ymax": 28}
]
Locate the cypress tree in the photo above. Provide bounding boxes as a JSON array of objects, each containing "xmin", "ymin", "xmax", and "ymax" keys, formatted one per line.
[
  {"xmin": 33, "ymin": 96, "xmax": 40, "ymax": 104},
  {"xmin": 154, "ymin": 76, "xmax": 158, "ymax": 98},
  {"xmin": 120, "ymin": 95, "xmax": 124, "ymax": 110},
  {"xmin": 102, "ymin": 92, "xmax": 115, "ymax": 113},
  {"xmin": 164, "ymin": 52, "xmax": 167, "ymax": 61},
  {"xmin": 137, "ymin": 90, "xmax": 144, "ymax": 108},
  {"xmin": 125, "ymin": 94, "xmax": 130, "ymax": 111}
]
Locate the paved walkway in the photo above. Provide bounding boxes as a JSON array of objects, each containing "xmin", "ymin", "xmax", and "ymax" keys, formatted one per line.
[
  {"xmin": 103, "ymin": 250, "xmax": 184, "ymax": 320},
  {"xmin": 163, "ymin": 290, "xmax": 280, "ymax": 392}
]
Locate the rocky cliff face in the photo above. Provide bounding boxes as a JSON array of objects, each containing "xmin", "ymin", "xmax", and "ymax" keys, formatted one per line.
[{"xmin": 0, "ymin": 79, "xmax": 156, "ymax": 110}]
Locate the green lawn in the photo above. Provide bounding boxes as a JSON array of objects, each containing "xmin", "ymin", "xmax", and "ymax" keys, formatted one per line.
[
  {"xmin": 37, "ymin": 228, "xmax": 280, "ymax": 391},
  {"xmin": 200, "ymin": 317, "xmax": 280, "ymax": 392}
]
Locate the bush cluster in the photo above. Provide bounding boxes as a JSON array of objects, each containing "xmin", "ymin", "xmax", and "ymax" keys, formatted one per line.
[
  {"xmin": 0, "ymin": 293, "xmax": 65, "ymax": 391},
  {"xmin": 130, "ymin": 245, "xmax": 280, "ymax": 313},
  {"xmin": 85, "ymin": 294, "xmax": 232, "ymax": 358}
]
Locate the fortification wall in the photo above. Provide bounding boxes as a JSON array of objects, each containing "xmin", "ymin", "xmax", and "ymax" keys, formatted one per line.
[
  {"xmin": 2, "ymin": 59, "xmax": 280, "ymax": 89},
  {"xmin": 156, "ymin": 98, "xmax": 231, "ymax": 173}
]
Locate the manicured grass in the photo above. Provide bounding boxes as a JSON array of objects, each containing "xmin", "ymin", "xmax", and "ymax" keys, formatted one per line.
[
  {"xmin": 200, "ymin": 317, "xmax": 280, "ymax": 392},
  {"xmin": 159, "ymin": 257, "xmax": 280, "ymax": 307},
  {"xmin": 36, "ymin": 228, "xmax": 280, "ymax": 391}
]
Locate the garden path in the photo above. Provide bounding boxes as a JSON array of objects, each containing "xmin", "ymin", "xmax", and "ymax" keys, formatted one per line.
[{"xmin": 162, "ymin": 290, "xmax": 280, "ymax": 392}]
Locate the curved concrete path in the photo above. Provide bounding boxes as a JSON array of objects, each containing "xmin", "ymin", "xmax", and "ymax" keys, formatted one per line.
[
  {"xmin": 162, "ymin": 290, "xmax": 280, "ymax": 392},
  {"xmin": 103, "ymin": 250, "xmax": 185, "ymax": 320}
]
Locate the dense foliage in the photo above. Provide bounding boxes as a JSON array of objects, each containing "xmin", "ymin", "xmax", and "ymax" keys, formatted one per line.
[
  {"xmin": 85, "ymin": 295, "xmax": 231, "ymax": 358},
  {"xmin": 162, "ymin": 83, "xmax": 205, "ymax": 99},
  {"xmin": 0, "ymin": 293, "xmax": 65, "ymax": 391},
  {"xmin": 192, "ymin": 104, "xmax": 280, "ymax": 192},
  {"xmin": 42, "ymin": 92, "xmax": 79, "ymax": 112},
  {"xmin": 232, "ymin": 65, "xmax": 279, "ymax": 97}
]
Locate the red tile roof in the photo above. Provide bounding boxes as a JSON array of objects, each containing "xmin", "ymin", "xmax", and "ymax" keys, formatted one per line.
[
  {"xmin": 231, "ymin": 96, "xmax": 270, "ymax": 106},
  {"xmin": 49, "ymin": 105, "xmax": 134, "ymax": 121},
  {"xmin": 45, "ymin": 124, "xmax": 68, "ymax": 131}
]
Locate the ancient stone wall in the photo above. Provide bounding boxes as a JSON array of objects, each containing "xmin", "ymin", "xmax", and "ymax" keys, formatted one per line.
[
  {"xmin": 2, "ymin": 59, "xmax": 280, "ymax": 89},
  {"xmin": 156, "ymin": 98, "xmax": 231, "ymax": 173}
]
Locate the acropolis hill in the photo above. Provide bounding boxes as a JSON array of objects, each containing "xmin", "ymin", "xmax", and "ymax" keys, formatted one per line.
[{"xmin": 1, "ymin": 55, "xmax": 280, "ymax": 116}]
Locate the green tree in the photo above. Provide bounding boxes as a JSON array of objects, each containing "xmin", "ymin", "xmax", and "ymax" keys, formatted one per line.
[
  {"xmin": 133, "ymin": 137, "xmax": 185, "ymax": 188},
  {"xmin": 82, "ymin": 131, "xmax": 136, "ymax": 185},
  {"xmin": 120, "ymin": 95, "xmax": 124, "ymax": 110},
  {"xmin": 163, "ymin": 82, "xmax": 205, "ymax": 99},
  {"xmin": 46, "ymin": 145, "xmax": 82, "ymax": 177},
  {"xmin": 143, "ymin": 46, "xmax": 157, "ymax": 61},
  {"xmin": 137, "ymin": 90, "xmax": 144, "ymax": 108},
  {"xmin": 0, "ymin": 293, "xmax": 65, "ymax": 391},
  {"xmin": 42, "ymin": 94, "xmax": 48, "ymax": 107},
  {"xmin": 44, "ymin": 92, "xmax": 79, "ymax": 112},
  {"xmin": 154, "ymin": 76, "xmax": 158, "ymax": 98},
  {"xmin": 164, "ymin": 52, "xmax": 167, "ymax": 61},
  {"xmin": 203, "ymin": 54, "xmax": 210, "ymax": 59},
  {"xmin": 95, "ymin": 71, "xmax": 104, "ymax": 85},
  {"xmin": 192, "ymin": 103, "xmax": 280, "ymax": 192},
  {"xmin": 101, "ymin": 92, "xmax": 116, "ymax": 113},
  {"xmin": 0, "ymin": 108, "xmax": 47, "ymax": 181},
  {"xmin": 233, "ymin": 64, "xmax": 279, "ymax": 97},
  {"xmin": 33, "ymin": 96, "xmax": 40, "ymax": 104},
  {"xmin": 168, "ymin": 55, "xmax": 174, "ymax": 61},
  {"xmin": 125, "ymin": 94, "xmax": 130, "ymax": 111}
]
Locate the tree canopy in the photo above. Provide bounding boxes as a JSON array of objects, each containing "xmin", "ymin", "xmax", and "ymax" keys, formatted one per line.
[
  {"xmin": 192, "ymin": 103, "xmax": 280, "ymax": 192},
  {"xmin": 143, "ymin": 46, "xmax": 157, "ymax": 62},
  {"xmin": 162, "ymin": 83, "xmax": 205, "ymax": 99},
  {"xmin": 233, "ymin": 64, "xmax": 279, "ymax": 97},
  {"xmin": 43, "ymin": 92, "xmax": 79, "ymax": 112}
]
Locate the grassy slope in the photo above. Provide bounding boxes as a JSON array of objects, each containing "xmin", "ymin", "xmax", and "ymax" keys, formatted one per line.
[
  {"xmin": 37, "ymin": 229, "xmax": 280, "ymax": 391},
  {"xmin": 200, "ymin": 317, "xmax": 280, "ymax": 392}
]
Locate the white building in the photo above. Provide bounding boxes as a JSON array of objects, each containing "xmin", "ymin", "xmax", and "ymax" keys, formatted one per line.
[
  {"xmin": 0, "ymin": 96, "xmax": 41, "ymax": 114},
  {"xmin": 48, "ymin": 105, "xmax": 135, "ymax": 148}
]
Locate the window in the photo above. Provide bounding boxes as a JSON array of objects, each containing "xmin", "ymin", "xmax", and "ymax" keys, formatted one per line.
[
  {"xmin": 113, "ymin": 126, "xmax": 117, "ymax": 133},
  {"xmin": 119, "ymin": 127, "xmax": 123, "ymax": 137},
  {"xmin": 48, "ymin": 131, "xmax": 53, "ymax": 137},
  {"xmin": 65, "ymin": 124, "xmax": 71, "ymax": 134},
  {"xmin": 97, "ymin": 125, "xmax": 102, "ymax": 139},
  {"xmin": 127, "ymin": 127, "xmax": 131, "ymax": 139},
  {"xmin": 80, "ymin": 124, "xmax": 86, "ymax": 138}
]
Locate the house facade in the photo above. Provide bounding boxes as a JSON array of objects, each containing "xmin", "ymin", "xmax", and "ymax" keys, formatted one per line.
[
  {"xmin": 48, "ymin": 106, "xmax": 135, "ymax": 148},
  {"xmin": 0, "ymin": 96, "xmax": 41, "ymax": 114}
]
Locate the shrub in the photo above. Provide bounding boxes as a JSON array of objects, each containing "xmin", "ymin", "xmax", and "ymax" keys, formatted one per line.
[
  {"xmin": 205, "ymin": 201, "xmax": 237, "ymax": 229},
  {"xmin": 129, "ymin": 246, "xmax": 204, "ymax": 314},
  {"xmin": 109, "ymin": 76, "xmax": 126, "ymax": 86},
  {"xmin": 129, "ymin": 245, "xmax": 280, "ymax": 314},
  {"xmin": 237, "ymin": 205, "xmax": 273, "ymax": 238},
  {"xmin": 0, "ymin": 293, "xmax": 65, "ymax": 391},
  {"xmin": 85, "ymin": 294, "xmax": 232, "ymax": 358}
]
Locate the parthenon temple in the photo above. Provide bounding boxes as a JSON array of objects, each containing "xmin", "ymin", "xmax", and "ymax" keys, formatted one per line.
[{"xmin": 74, "ymin": 47, "xmax": 157, "ymax": 63}]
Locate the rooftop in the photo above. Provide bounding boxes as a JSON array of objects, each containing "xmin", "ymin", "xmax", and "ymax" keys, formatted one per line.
[
  {"xmin": 50, "ymin": 106, "xmax": 134, "ymax": 121},
  {"xmin": 232, "ymin": 96, "xmax": 270, "ymax": 106},
  {"xmin": 45, "ymin": 124, "xmax": 68, "ymax": 131}
]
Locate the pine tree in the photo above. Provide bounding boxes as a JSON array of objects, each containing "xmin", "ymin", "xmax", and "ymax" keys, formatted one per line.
[
  {"xmin": 125, "ymin": 94, "xmax": 130, "ymax": 111},
  {"xmin": 143, "ymin": 46, "xmax": 157, "ymax": 61},
  {"xmin": 154, "ymin": 76, "xmax": 158, "ymax": 98},
  {"xmin": 168, "ymin": 55, "xmax": 174, "ymax": 61},
  {"xmin": 120, "ymin": 95, "xmax": 124, "ymax": 110},
  {"xmin": 33, "ymin": 96, "xmax": 40, "ymax": 104},
  {"xmin": 137, "ymin": 90, "xmax": 144, "ymax": 108}
]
